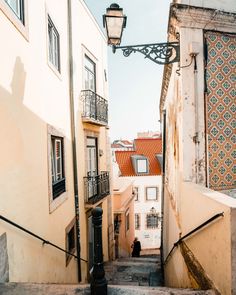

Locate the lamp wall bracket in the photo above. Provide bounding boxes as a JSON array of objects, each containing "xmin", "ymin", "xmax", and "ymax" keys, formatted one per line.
[{"xmin": 112, "ymin": 42, "xmax": 180, "ymax": 65}]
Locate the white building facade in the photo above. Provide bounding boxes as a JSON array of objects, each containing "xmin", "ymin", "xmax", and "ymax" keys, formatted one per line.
[
  {"xmin": 115, "ymin": 138, "xmax": 162, "ymax": 251},
  {"xmin": 125, "ymin": 175, "xmax": 162, "ymax": 249}
]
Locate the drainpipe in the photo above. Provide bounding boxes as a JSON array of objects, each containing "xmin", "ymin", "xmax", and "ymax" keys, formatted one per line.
[
  {"xmin": 192, "ymin": 54, "xmax": 200, "ymax": 183},
  {"xmin": 160, "ymin": 110, "xmax": 166, "ymax": 283},
  {"xmin": 67, "ymin": 0, "xmax": 81, "ymax": 282}
]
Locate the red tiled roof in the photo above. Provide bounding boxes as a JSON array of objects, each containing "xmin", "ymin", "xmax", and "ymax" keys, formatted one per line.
[
  {"xmin": 120, "ymin": 140, "xmax": 133, "ymax": 145},
  {"xmin": 111, "ymin": 143, "xmax": 123, "ymax": 148},
  {"xmin": 115, "ymin": 138, "xmax": 162, "ymax": 176}
]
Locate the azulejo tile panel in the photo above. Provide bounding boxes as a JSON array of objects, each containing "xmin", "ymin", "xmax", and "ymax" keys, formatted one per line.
[{"xmin": 205, "ymin": 31, "xmax": 236, "ymax": 190}]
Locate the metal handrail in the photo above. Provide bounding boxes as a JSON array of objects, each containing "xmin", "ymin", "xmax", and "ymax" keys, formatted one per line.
[
  {"xmin": 164, "ymin": 212, "xmax": 224, "ymax": 265},
  {"xmin": 0, "ymin": 215, "xmax": 88, "ymax": 262}
]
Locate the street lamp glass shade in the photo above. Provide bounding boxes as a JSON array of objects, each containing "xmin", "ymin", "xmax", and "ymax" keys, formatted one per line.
[{"xmin": 103, "ymin": 3, "xmax": 126, "ymax": 46}]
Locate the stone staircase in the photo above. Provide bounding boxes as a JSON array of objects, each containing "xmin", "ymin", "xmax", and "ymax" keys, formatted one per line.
[
  {"xmin": 104, "ymin": 255, "xmax": 163, "ymax": 286},
  {"xmin": 0, "ymin": 255, "xmax": 216, "ymax": 294},
  {"xmin": 0, "ymin": 283, "xmax": 216, "ymax": 295}
]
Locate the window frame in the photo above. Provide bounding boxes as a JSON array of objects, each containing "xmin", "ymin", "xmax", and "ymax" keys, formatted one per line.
[
  {"xmin": 135, "ymin": 213, "xmax": 140, "ymax": 230},
  {"xmin": 65, "ymin": 218, "xmax": 76, "ymax": 266},
  {"xmin": 125, "ymin": 210, "xmax": 130, "ymax": 234},
  {"xmin": 0, "ymin": 0, "xmax": 28, "ymax": 39},
  {"xmin": 146, "ymin": 213, "xmax": 159, "ymax": 229},
  {"xmin": 4, "ymin": 0, "xmax": 24, "ymax": 23},
  {"xmin": 84, "ymin": 54, "xmax": 96, "ymax": 92},
  {"xmin": 51, "ymin": 136, "xmax": 65, "ymax": 199},
  {"xmin": 48, "ymin": 125, "xmax": 67, "ymax": 213},
  {"xmin": 137, "ymin": 158, "xmax": 148, "ymax": 173},
  {"xmin": 133, "ymin": 186, "xmax": 139, "ymax": 201},
  {"xmin": 146, "ymin": 186, "xmax": 158, "ymax": 201},
  {"xmin": 47, "ymin": 14, "xmax": 60, "ymax": 73}
]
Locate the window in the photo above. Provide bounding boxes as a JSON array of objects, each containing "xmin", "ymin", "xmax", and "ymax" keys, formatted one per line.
[
  {"xmin": 48, "ymin": 16, "xmax": 60, "ymax": 71},
  {"xmin": 133, "ymin": 187, "xmax": 139, "ymax": 201},
  {"xmin": 146, "ymin": 214, "xmax": 159, "ymax": 229},
  {"xmin": 5, "ymin": 0, "xmax": 24, "ymax": 23},
  {"xmin": 131, "ymin": 155, "xmax": 149, "ymax": 175},
  {"xmin": 125, "ymin": 211, "xmax": 129, "ymax": 232},
  {"xmin": 146, "ymin": 187, "xmax": 158, "ymax": 201},
  {"xmin": 66, "ymin": 219, "xmax": 76, "ymax": 266},
  {"xmin": 51, "ymin": 136, "xmax": 65, "ymax": 199},
  {"xmin": 84, "ymin": 55, "xmax": 96, "ymax": 91},
  {"xmin": 135, "ymin": 214, "xmax": 140, "ymax": 230},
  {"xmin": 137, "ymin": 159, "xmax": 148, "ymax": 173}
]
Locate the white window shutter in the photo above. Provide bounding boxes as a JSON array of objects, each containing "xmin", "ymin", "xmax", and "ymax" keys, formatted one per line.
[
  {"xmin": 51, "ymin": 139, "xmax": 56, "ymax": 183},
  {"xmin": 55, "ymin": 139, "xmax": 62, "ymax": 180}
]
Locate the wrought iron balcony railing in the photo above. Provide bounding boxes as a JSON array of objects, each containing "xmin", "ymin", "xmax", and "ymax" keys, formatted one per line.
[
  {"xmin": 84, "ymin": 171, "xmax": 110, "ymax": 205},
  {"xmin": 81, "ymin": 90, "xmax": 108, "ymax": 126}
]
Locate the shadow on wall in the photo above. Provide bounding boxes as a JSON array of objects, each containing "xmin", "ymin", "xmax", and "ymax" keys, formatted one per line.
[
  {"xmin": 0, "ymin": 55, "xmax": 70, "ymax": 226},
  {"xmin": 0, "ymin": 57, "xmax": 26, "ymax": 172}
]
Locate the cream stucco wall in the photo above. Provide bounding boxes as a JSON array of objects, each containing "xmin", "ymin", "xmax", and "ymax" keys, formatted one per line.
[
  {"xmin": 70, "ymin": 0, "xmax": 111, "ymax": 283},
  {"xmin": 113, "ymin": 178, "xmax": 135, "ymax": 257},
  {"xmin": 161, "ymin": 1, "xmax": 236, "ymax": 293},
  {"xmin": 164, "ymin": 182, "xmax": 236, "ymax": 294},
  {"xmin": 0, "ymin": 0, "xmax": 78, "ymax": 283},
  {"xmin": 0, "ymin": 0, "xmax": 111, "ymax": 284}
]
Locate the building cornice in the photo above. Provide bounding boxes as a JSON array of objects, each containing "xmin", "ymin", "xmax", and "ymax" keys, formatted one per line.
[{"xmin": 170, "ymin": 3, "xmax": 236, "ymax": 32}]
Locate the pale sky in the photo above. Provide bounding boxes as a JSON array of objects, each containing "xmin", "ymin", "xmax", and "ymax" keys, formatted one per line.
[{"xmin": 84, "ymin": 0, "xmax": 171, "ymax": 141}]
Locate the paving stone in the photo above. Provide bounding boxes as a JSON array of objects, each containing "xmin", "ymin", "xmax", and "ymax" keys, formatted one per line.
[
  {"xmin": 0, "ymin": 283, "xmax": 216, "ymax": 295},
  {"xmin": 0, "ymin": 254, "xmax": 216, "ymax": 295}
]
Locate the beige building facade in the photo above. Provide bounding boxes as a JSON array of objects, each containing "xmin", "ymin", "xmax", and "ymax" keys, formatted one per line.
[
  {"xmin": 113, "ymin": 178, "xmax": 135, "ymax": 258},
  {"xmin": 0, "ymin": 0, "xmax": 112, "ymax": 284},
  {"xmin": 160, "ymin": 1, "xmax": 236, "ymax": 294}
]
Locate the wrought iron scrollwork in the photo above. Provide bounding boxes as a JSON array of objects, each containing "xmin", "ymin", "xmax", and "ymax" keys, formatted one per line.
[{"xmin": 113, "ymin": 42, "xmax": 180, "ymax": 65}]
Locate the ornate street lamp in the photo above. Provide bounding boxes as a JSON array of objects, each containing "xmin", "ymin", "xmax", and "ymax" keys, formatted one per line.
[
  {"xmin": 150, "ymin": 206, "xmax": 157, "ymax": 215},
  {"xmin": 103, "ymin": 3, "xmax": 127, "ymax": 46},
  {"xmin": 103, "ymin": 4, "xmax": 180, "ymax": 65}
]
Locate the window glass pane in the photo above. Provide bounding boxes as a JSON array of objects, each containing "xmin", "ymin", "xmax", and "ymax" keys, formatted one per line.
[
  {"xmin": 85, "ymin": 56, "xmax": 95, "ymax": 72},
  {"xmin": 137, "ymin": 159, "xmax": 147, "ymax": 173},
  {"xmin": 146, "ymin": 187, "xmax": 157, "ymax": 200},
  {"xmin": 48, "ymin": 16, "xmax": 60, "ymax": 71},
  {"xmin": 146, "ymin": 214, "xmax": 158, "ymax": 228},
  {"xmin": 5, "ymin": 0, "xmax": 23, "ymax": 21},
  {"xmin": 68, "ymin": 227, "xmax": 75, "ymax": 252},
  {"xmin": 84, "ymin": 56, "xmax": 96, "ymax": 91}
]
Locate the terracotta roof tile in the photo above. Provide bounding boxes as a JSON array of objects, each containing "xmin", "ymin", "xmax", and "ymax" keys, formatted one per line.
[{"xmin": 115, "ymin": 138, "xmax": 162, "ymax": 176}]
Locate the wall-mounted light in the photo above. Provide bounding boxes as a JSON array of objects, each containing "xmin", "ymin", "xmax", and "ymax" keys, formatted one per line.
[
  {"xmin": 103, "ymin": 3, "xmax": 127, "ymax": 46},
  {"xmin": 103, "ymin": 3, "xmax": 180, "ymax": 65}
]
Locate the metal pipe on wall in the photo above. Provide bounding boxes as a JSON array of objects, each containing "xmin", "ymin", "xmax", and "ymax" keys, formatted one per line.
[{"xmin": 67, "ymin": 0, "xmax": 81, "ymax": 282}]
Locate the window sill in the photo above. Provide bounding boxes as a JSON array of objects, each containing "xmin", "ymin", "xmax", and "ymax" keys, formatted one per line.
[
  {"xmin": 0, "ymin": 0, "xmax": 29, "ymax": 41},
  {"xmin": 47, "ymin": 60, "xmax": 62, "ymax": 80},
  {"xmin": 49, "ymin": 191, "xmax": 68, "ymax": 213}
]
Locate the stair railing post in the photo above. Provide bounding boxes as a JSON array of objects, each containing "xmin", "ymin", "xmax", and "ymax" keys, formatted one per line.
[{"xmin": 90, "ymin": 207, "xmax": 107, "ymax": 295}]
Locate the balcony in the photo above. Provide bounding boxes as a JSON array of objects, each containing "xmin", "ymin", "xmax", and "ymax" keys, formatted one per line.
[
  {"xmin": 84, "ymin": 171, "xmax": 110, "ymax": 205},
  {"xmin": 81, "ymin": 90, "xmax": 108, "ymax": 126}
]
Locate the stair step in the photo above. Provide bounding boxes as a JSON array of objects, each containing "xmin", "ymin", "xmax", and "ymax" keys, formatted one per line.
[
  {"xmin": 0, "ymin": 283, "xmax": 216, "ymax": 295},
  {"xmin": 118, "ymin": 256, "xmax": 160, "ymax": 263}
]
